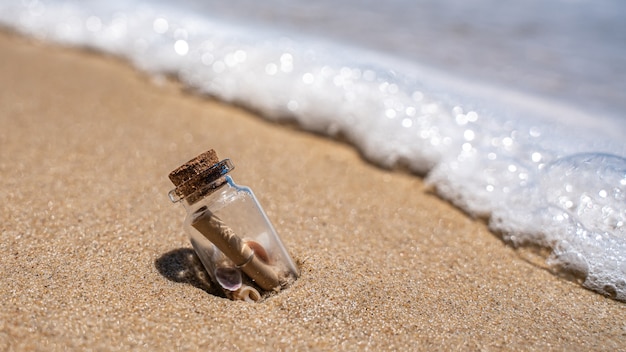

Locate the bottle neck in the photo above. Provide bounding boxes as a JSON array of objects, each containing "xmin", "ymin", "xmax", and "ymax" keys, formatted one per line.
[{"xmin": 180, "ymin": 176, "xmax": 233, "ymax": 213}]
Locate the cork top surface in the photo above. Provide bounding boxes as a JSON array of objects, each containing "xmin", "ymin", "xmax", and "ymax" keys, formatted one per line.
[
  {"xmin": 168, "ymin": 149, "xmax": 228, "ymax": 202},
  {"xmin": 169, "ymin": 149, "xmax": 220, "ymax": 187}
]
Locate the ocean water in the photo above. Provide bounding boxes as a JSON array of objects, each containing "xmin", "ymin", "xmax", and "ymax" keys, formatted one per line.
[{"xmin": 2, "ymin": 0, "xmax": 625, "ymax": 301}]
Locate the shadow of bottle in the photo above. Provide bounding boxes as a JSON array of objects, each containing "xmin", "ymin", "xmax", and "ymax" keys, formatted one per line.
[{"xmin": 154, "ymin": 248, "xmax": 225, "ymax": 298}]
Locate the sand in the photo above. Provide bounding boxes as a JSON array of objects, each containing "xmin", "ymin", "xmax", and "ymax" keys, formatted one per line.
[{"xmin": 0, "ymin": 31, "xmax": 624, "ymax": 351}]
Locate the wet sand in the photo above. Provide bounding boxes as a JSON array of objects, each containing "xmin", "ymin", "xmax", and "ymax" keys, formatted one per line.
[{"xmin": 1, "ymin": 32, "xmax": 624, "ymax": 351}]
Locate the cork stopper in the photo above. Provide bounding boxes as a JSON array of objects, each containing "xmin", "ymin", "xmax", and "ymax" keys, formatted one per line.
[{"xmin": 169, "ymin": 149, "xmax": 231, "ymax": 203}]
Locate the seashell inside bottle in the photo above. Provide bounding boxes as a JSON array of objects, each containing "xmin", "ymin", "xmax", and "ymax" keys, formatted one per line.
[{"xmin": 168, "ymin": 149, "xmax": 298, "ymax": 302}]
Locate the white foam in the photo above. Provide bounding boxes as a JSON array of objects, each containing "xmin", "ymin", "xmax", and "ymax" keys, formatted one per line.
[{"xmin": 2, "ymin": 0, "xmax": 624, "ymax": 301}]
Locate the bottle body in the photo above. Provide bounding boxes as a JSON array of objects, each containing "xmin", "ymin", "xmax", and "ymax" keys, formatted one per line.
[{"xmin": 181, "ymin": 176, "xmax": 298, "ymax": 301}]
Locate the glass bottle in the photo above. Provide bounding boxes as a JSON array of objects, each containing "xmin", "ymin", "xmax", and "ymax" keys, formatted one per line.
[{"xmin": 168, "ymin": 150, "xmax": 298, "ymax": 302}]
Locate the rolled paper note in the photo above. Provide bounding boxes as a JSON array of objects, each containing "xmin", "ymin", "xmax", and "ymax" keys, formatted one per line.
[{"xmin": 192, "ymin": 206, "xmax": 280, "ymax": 291}]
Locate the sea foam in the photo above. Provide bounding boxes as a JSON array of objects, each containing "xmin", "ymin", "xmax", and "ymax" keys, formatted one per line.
[{"xmin": 1, "ymin": 0, "xmax": 624, "ymax": 300}]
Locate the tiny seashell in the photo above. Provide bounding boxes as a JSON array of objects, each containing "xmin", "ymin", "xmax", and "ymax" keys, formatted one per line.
[
  {"xmin": 232, "ymin": 285, "xmax": 262, "ymax": 302},
  {"xmin": 215, "ymin": 267, "xmax": 242, "ymax": 291},
  {"xmin": 246, "ymin": 240, "xmax": 270, "ymax": 264}
]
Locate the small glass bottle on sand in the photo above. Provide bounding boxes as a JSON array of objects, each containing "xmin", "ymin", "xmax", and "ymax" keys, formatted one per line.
[{"xmin": 168, "ymin": 149, "xmax": 298, "ymax": 302}]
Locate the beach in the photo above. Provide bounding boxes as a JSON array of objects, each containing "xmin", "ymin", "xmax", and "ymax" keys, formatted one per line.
[{"xmin": 0, "ymin": 30, "xmax": 624, "ymax": 351}]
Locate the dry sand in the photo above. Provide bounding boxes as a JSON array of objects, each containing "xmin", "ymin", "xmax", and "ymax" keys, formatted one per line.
[{"xmin": 0, "ymin": 31, "xmax": 624, "ymax": 351}]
